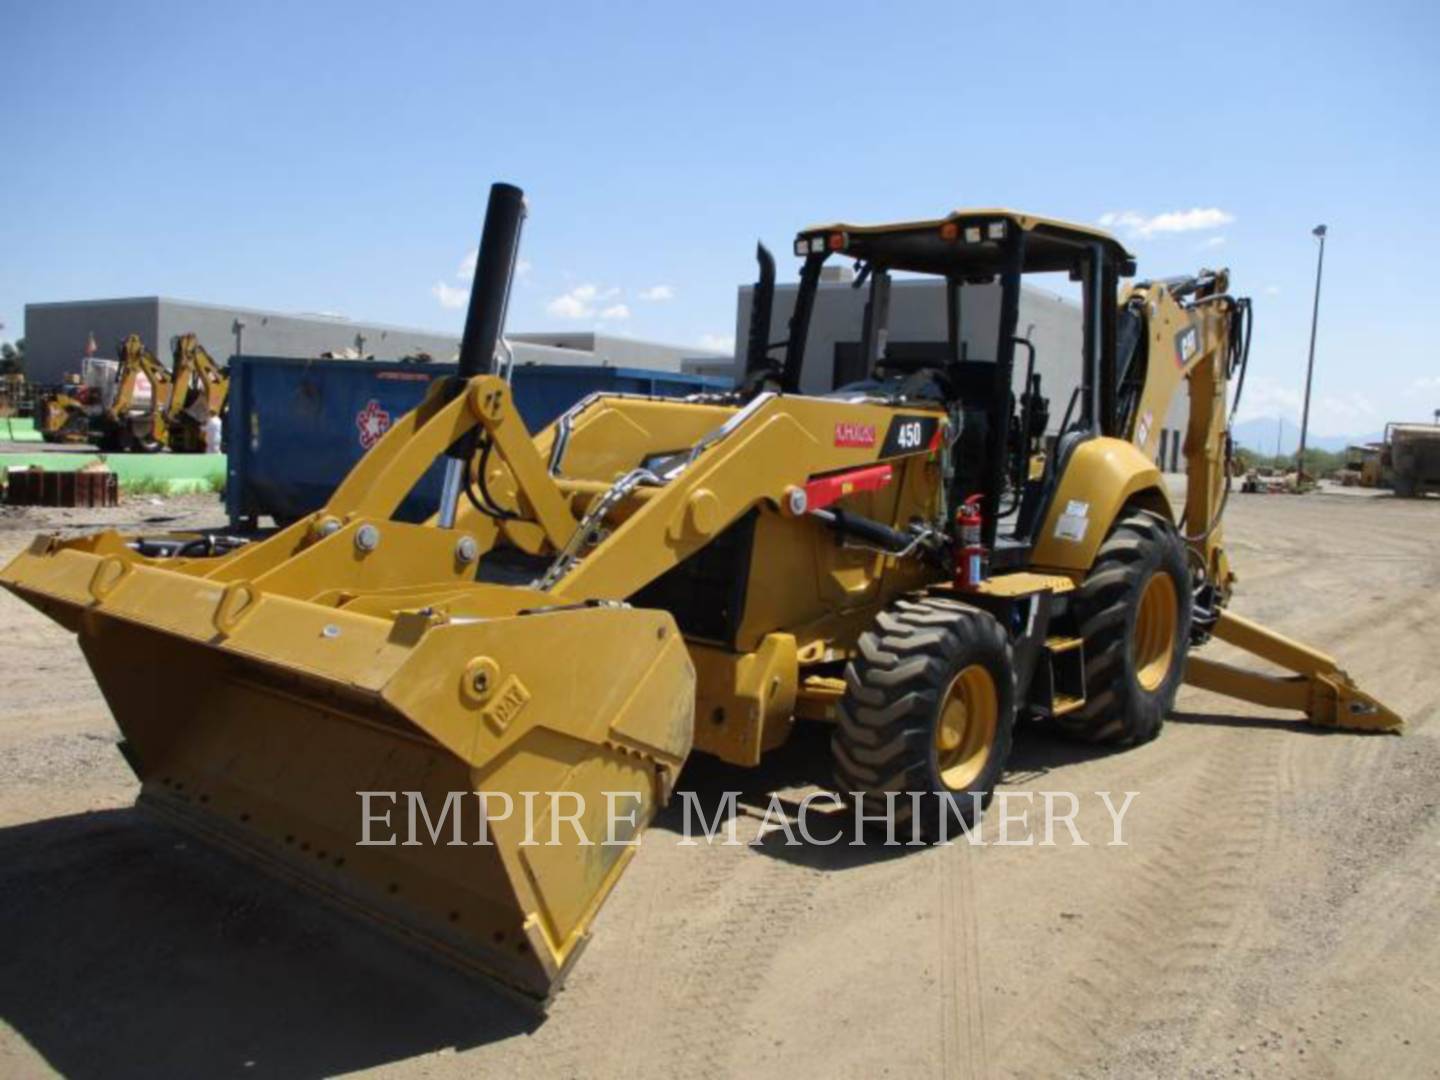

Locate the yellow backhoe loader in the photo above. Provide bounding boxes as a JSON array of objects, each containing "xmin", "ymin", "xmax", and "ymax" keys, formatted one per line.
[
  {"xmin": 38, "ymin": 333, "xmax": 173, "ymax": 451},
  {"xmin": 164, "ymin": 332, "xmax": 229, "ymax": 452},
  {"xmin": 0, "ymin": 184, "xmax": 1400, "ymax": 1003}
]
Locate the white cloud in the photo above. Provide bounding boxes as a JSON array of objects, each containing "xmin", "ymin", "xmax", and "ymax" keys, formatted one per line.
[
  {"xmin": 431, "ymin": 281, "xmax": 468, "ymax": 309},
  {"xmin": 600, "ymin": 303, "xmax": 631, "ymax": 320},
  {"xmin": 1317, "ymin": 393, "xmax": 1377, "ymax": 423},
  {"xmin": 698, "ymin": 333, "xmax": 735, "ymax": 355},
  {"xmin": 1265, "ymin": 285, "xmax": 1281, "ymax": 296},
  {"xmin": 440, "ymin": 253, "xmax": 533, "ymax": 312},
  {"xmin": 1198, "ymin": 235, "xmax": 1226, "ymax": 250},
  {"xmin": 637, "ymin": 285, "xmax": 675, "ymax": 302},
  {"xmin": 1410, "ymin": 375, "xmax": 1440, "ymax": 392},
  {"xmin": 1234, "ymin": 374, "xmax": 1302, "ymax": 424},
  {"xmin": 547, "ymin": 292, "xmax": 592, "ymax": 319},
  {"xmin": 546, "ymin": 283, "xmax": 619, "ymax": 320},
  {"xmin": 1099, "ymin": 207, "xmax": 1235, "ymax": 238},
  {"xmin": 1235, "ymin": 375, "xmax": 1381, "ymax": 436}
]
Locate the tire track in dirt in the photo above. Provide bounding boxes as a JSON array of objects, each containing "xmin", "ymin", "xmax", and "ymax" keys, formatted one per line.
[
  {"xmin": 648, "ymin": 839, "xmax": 823, "ymax": 1077},
  {"xmin": 526, "ymin": 808, "xmax": 826, "ymax": 1080},
  {"xmin": 991, "ymin": 725, "xmax": 1286, "ymax": 1076},
  {"xmin": 936, "ymin": 842, "xmax": 989, "ymax": 1079}
]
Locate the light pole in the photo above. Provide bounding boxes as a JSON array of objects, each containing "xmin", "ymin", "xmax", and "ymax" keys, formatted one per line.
[{"xmin": 1296, "ymin": 224, "xmax": 1327, "ymax": 480}]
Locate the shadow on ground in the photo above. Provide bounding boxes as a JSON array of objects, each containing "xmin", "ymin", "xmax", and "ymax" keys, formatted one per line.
[
  {"xmin": 1168, "ymin": 708, "xmax": 1339, "ymax": 734},
  {"xmin": 653, "ymin": 720, "xmax": 1131, "ymax": 869},
  {"xmin": 0, "ymin": 715, "xmax": 1207, "ymax": 1075},
  {"xmin": 0, "ymin": 808, "xmax": 538, "ymax": 1079}
]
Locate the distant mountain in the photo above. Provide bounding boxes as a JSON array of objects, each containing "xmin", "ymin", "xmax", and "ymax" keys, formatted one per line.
[{"xmin": 1231, "ymin": 416, "xmax": 1383, "ymax": 455}]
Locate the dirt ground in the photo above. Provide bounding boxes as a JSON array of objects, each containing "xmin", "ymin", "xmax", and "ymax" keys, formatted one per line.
[{"xmin": 0, "ymin": 488, "xmax": 1435, "ymax": 1079}]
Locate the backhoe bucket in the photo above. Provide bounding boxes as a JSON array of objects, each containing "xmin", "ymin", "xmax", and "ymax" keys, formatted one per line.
[{"xmin": 1, "ymin": 538, "xmax": 695, "ymax": 1002}]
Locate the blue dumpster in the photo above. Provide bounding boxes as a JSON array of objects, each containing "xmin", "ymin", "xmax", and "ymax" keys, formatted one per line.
[{"xmin": 225, "ymin": 357, "xmax": 729, "ymax": 526}]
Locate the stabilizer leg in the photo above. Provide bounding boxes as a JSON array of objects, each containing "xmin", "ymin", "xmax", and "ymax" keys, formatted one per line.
[{"xmin": 1184, "ymin": 609, "xmax": 1402, "ymax": 733}]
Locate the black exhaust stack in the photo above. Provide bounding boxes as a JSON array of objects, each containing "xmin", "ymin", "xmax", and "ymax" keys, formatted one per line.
[
  {"xmin": 438, "ymin": 182, "xmax": 527, "ymax": 527},
  {"xmin": 743, "ymin": 242, "xmax": 777, "ymax": 385},
  {"xmin": 457, "ymin": 182, "xmax": 527, "ymax": 379}
]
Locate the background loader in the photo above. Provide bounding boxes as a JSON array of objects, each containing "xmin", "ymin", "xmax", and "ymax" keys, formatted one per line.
[{"xmin": 0, "ymin": 183, "xmax": 1401, "ymax": 1003}]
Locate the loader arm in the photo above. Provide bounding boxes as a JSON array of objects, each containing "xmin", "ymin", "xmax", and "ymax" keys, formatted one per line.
[
  {"xmin": 1118, "ymin": 271, "xmax": 1400, "ymax": 732},
  {"xmin": 0, "ymin": 185, "xmax": 701, "ymax": 1002}
]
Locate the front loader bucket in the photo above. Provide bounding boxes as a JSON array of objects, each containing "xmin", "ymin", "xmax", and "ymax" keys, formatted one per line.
[{"xmin": 1, "ymin": 539, "xmax": 694, "ymax": 1003}]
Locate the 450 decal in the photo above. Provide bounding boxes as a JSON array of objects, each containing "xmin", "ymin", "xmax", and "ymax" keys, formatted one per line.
[{"xmin": 878, "ymin": 414, "xmax": 943, "ymax": 458}]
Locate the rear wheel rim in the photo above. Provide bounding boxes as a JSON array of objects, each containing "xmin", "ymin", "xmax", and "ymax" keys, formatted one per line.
[
  {"xmin": 1133, "ymin": 571, "xmax": 1178, "ymax": 691},
  {"xmin": 934, "ymin": 664, "xmax": 998, "ymax": 791}
]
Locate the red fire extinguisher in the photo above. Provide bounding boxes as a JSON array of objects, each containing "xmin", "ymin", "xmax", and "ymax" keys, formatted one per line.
[{"xmin": 955, "ymin": 494, "xmax": 985, "ymax": 590}]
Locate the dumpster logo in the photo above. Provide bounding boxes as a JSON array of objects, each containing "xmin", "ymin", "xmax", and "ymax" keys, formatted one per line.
[{"xmin": 356, "ymin": 399, "xmax": 392, "ymax": 450}]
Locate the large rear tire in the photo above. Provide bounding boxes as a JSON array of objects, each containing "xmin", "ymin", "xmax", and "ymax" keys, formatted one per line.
[
  {"xmin": 833, "ymin": 597, "xmax": 1014, "ymax": 841},
  {"xmin": 1056, "ymin": 509, "xmax": 1191, "ymax": 745}
]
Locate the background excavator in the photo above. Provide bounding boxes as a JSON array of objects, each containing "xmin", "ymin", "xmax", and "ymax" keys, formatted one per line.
[
  {"xmin": 163, "ymin": 332, "xmax": 229, "ymax": 452},
  {"xmin": 0, "ymin": 184, "xmax": 1401, "ymax": 1004},
  {"xmin": 38, "ymin": 332, "xmax": 228, "ymax": 451},
  {"xmin": 38, "ymin": 333, "xmax": 173, "ymax": 450}
]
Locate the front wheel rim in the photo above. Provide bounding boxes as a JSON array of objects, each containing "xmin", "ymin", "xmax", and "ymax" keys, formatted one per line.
[
  {"xmin": 934, "ymin": 663, "xmax": 998, "ymax": 790},
  {"xmin": 1133, "ymin": 571, "xmax": 1179, "ymax": 691}
]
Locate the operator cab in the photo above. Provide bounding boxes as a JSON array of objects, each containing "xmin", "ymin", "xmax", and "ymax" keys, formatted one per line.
[{"xmin": 742, "ymin": 210, "xmax": 1135, "ymax": 559}]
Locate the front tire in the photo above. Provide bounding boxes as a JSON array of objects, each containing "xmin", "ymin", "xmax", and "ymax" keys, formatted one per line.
[
  {"xmin": 1057, "ymin": 509, "xmax": 1191, "ymax": 745},
  {"xmin": 833, "ymin": 597, "xmax": 1014, "ymax": 841}
]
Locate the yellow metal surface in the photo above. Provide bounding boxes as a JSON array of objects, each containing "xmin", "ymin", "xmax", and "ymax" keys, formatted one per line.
[
  {"xmin": 1031, "ymin": 437, "xmax": 1170, "ymax": 572},
  {"xmin": 0, "ymin": 367, "xmax": 962, "ymax": 996},
  {"xmin": 970, "ymin": 571, "xmax": 1077, "ymax": 598},
  {"xmin": 690, "ymin": 635, "xmax": 799, "ymax": 766},
  {"xmin": 164, "ymin": 333, "xmax": 229, "ymax": 452},
  {"xmin": 1134, "ymin": 572, "xmax": 1178, "ymax": 691},
  {"xmin": 1183, "ymin": 610, "xmax": 1401, "ymax": 733},
  {"xmin": 935, "ymin": 664, "xmax": 998, "ymax": 790},
  {"xmin": 1102, "ymin": 271, "xmax": 1396, "ymax": 728},
  {"xmin": 545, "ymin": 394, "xmax": 947, "ymax": 604},
  {"xmin": 0, "ymin": 539, "xmax": 694, "ymax": 1000},
  {"xmin": 795, "ymin": 675, "xmax": 846, "ymax": 721}
]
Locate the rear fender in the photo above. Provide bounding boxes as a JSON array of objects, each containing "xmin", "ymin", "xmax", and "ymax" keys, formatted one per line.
[{"xmin": 1031, "ymin": 436, "xmax": 1172, "ymax": 573}]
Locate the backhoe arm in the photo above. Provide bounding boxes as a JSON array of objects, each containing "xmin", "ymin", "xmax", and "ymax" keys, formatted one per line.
[{"xmin": 1121, "ymin": 272, "xmax": 1401, "ymax": 734}]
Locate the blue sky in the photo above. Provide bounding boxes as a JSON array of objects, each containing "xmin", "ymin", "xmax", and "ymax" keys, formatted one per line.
[{"xmin": 3, "ymin": 1, "xmax": 1436, "ymax": 436}]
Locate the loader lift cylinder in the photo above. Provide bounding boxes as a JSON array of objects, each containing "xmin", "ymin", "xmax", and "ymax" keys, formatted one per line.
[{"xmin": 439, "ymin": 181, "xmax": 528, "ymax": 527}]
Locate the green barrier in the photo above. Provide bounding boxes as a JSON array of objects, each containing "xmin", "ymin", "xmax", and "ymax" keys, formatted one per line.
[
  {"xmin": 0, "ymin": 449, "xmax": 226, "ymax": 494},
  {"xmin": 0, "ymin": 418, "xmax": 44, "ymax": 442}
]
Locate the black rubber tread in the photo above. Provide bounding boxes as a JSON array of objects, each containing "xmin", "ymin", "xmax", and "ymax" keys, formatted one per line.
[
  {"xmin": 1055, "ymin": 509, "xmax": 1192, "ymax": 745},
  {"xmin": 832, "ymin": 596, "xmax": 1015, "ymax": 841}
]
